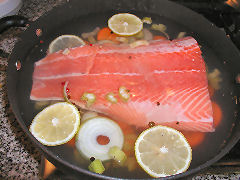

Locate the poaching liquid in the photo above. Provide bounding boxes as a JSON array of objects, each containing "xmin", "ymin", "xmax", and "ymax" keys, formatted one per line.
[{"xmin": 22, "ymin": 12, "xmax": 238, "ymax": 178}]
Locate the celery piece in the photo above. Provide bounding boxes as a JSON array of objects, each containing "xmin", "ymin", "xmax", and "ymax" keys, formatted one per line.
[
  {"xmin": 81, "ymin": 92, "xmax": 96, "ymax": 107},
  {"xmin": 106, "ymin": 93, "xmax": 118, "ymax": 103},
  {"xmin": 142, "ymin": 17, "xmax": 152, "ymax": 24},
  {"xmin": 88, "ymin": 159, "xmax": 105, "ymax": 174},
  {"xmin": 119, "ymin": 86, "xmax": 130, "ymax": 102},
  {"xmin": 108, "ymin": 146, "xmax": 127, "ymax": 166},
  {"xmin": 151, "ymin": 24, "xmax": 170, "ymax": 39},
  {"xmin": 151, "ymin": 24, "xmax": 167, "ymax": 32}
]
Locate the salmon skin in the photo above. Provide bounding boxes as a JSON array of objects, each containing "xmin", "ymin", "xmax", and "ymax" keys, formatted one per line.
[{"xmin": 31, "ymin": 37, "xmax": 214, "ymax": 132}]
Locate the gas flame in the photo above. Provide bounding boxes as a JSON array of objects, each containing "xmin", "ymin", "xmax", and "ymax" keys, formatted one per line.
[{"xmin": 225, "ymin": 0, "xmax": 239, "ymax": 8}]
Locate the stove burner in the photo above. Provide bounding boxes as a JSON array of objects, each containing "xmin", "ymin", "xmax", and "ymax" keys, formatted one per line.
[{"xmin": 171, "ymin": 0, "xmax": 240, "ymax": 49}]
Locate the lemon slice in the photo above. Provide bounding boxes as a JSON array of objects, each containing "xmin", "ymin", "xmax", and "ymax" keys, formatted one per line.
[
  {"xmin": 108, "ymin": 13, "xmax": 143, "ymax": 36},
  {"xmin": 48, "ymin": 35, "xmax": 85, "ymax": 53},
  {"xmin": 135, "ymin": 125, "xmax": 192, "ymax": 178},
  {"xmin": 30, "ymin": 102, "xmax": 80, "ymax": 146}
]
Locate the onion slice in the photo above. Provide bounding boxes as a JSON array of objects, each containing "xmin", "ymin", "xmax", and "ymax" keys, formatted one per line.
[
  {"xmin": 129, "ymin": 40, "xmax": 149, "ymax": 48},
  {"xmin": 143, "ymin": 28, "xmax": 153, "ymax": 41},
  {"xmin": 63, "ymin": 81, "xmax": 72, "ymax": 104},
  {"xmin": 75, "ymin": 117, "xmax": 124, "ymax": 161},
  {"xmin": 81, "ymin": 111, "xmax": 98, "ymax": 122},
  {"xmin": 81, "ymin": 27, "xmax": 100, "ymax": 39},
  {"xmin": 177, "ymin": 32, "xmax": 186, "ymax": 39}
]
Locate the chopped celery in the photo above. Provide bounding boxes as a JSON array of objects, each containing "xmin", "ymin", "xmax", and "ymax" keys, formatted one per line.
[
  {"xmin": 106, "ymin": 93, "xmax": 118, "ymax": 103},
  {"xmin": 108, "ymin": 146, "xmax": 127, "ymax": 166},
  {"xmin": 151, "ymin": 24, "xmax": 170, "ymax": 39},
  {"xmin": 119, "ymin": 86, "xmax": 130, "ymax": 102},
  {"xmin": 81, "ymin": 92, "xmax": 96, "ymax": 107},
  {"xmin": 88, "ymin": 159, "xmax": 105, "ymax": 174},
  {"xmin": 151, "ymin": 24, "xmax": 166, "ymax": 32},
  {"xmin": 62, "ymin": 48, "xmax": 70, "ymax": 55},
  {"xmin": 207, "ymin": 69, "xmax": 222, "ymax": 90},
  {"xmin": 142, "ymin": 17, "xmax": 152, "ymax": 24},
  {"xmin": 177, "ymin": 32, "xmax": 186, "ymax": 39}
]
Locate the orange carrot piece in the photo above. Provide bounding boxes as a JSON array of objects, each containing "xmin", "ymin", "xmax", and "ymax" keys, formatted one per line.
[
  {"xmin": 97, "ymin": 27, "xmax": 119, "ymax": 42},
  {"xmin": 43, "ymin": 159, "xmax": 56, "ymax": 179},
  {"xmin": 97, "ymin": 135, "xmax": 110, "ymax": 145},
  {"xmin": 212, "ymin": 102, "xmax": 222, "ymax": 127},
  {"xmin": 208, "ymin": 86, "xmax": 215, "ymax": 97},
  {"xmin": 181, "ymin": 131, "xmax": 205, "ymax": 147},
  {"xmin": 153, "ymin": 35, "xmax": 167, "ymax": 40},
  {"xmin": 117, "ymin": 121, "xmax": 136, "ymax": 157},
  {"xmin": 66, "ymin": 137, "xmax": 75, "ymax": 147}
]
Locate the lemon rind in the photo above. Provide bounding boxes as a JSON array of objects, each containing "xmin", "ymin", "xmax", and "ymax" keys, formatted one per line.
[
  {"xmin": 30, "ymin": 102, "xmax": 80, "ymax": 146},
  {"xmin": 48, "ymin": 35, "xmax": 85, "ymax": 54},
  {"xmin": 108, "ymin": 13, "xmax": 143, "ymax": 36},
  {"xmin": 134, "ymin": 125, "xmax": 192, "ymax": 178}
]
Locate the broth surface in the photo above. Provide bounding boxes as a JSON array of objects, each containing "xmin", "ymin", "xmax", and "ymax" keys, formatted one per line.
[{"xmin": 17, "ymin": 12, "xmax": 238, "ymax": 178}]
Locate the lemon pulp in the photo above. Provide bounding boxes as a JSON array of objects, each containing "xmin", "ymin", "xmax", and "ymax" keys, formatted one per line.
[
  {"xmin": 135, "ymin": 125, "xmax": 192, "ymax": 177},
  {"xmin": 48, "ymin": 35, "xmax": 85, "ymax": 53},
  {"xmin": 108, "ymin": 13, "xmax": 143, "ymax": 36},
  {"xmin": 30, "ymin": 102, "xmax": 80, "ymax": 146}
]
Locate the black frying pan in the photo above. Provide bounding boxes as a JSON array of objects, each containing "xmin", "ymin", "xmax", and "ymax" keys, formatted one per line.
[{"xmin": 5, "ymin": 0, "xmax": 240, "ymax": 179}]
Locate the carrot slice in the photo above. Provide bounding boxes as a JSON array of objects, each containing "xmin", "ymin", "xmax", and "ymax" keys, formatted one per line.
[
  {"xmin": 181, "ymin": 131, "xmax": 205, "ymax": 147},
  {"xmin": 97, "ymin": 135, "xmax": 110, "ymax": 145},
  {"xmin": 117, "ymin": 121, "xmax": 137, "ymax": 157},
  {"xmin": 66, "ymin": 137, "xmax": 75, "ymax": 147},
  {"xmin": 208, "ymin": 86, "xmax": 215, "ymax": 97},
  {"xmin": 153, "ymin": 35, "xmax": 167, "ymax": 40},
  {"xmin": 212, "ymin": 102, "xmax": 222, "ymax": 127},
  {"xmin": 97, "ymin": 27, "xmax": 119, "ymax": 42}
]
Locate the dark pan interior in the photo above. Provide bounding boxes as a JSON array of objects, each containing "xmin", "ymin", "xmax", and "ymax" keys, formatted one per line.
[{"xmin": 7, "ymin": 0, "xmax": 240, "ymax": 179}]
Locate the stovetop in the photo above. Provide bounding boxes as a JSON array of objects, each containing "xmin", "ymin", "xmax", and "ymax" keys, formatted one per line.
[{"xmin": 172, "ymin": 0, "xmax": 240, "ymax": 49}]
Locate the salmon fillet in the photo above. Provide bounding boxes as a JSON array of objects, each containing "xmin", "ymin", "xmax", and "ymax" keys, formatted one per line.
[{"xmin": 31, "ymin": 37, "xmax": 214, "ymax": 132}]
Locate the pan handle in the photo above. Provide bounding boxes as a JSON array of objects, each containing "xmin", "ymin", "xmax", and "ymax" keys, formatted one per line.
[{"xmin": 0, "ymin": 15, "xmax": 29, "ymax": 33}]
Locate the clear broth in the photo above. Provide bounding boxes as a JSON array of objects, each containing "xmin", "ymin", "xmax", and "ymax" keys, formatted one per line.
[{"xmin": 17, "ymin": 12, "xmax": 239, "ymax": 178}]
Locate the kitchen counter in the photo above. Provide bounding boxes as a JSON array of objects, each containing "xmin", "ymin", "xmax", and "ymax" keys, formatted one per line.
[{"xmin": 0, "ymin": 0, "xmax": 240, "ymax": 179}]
